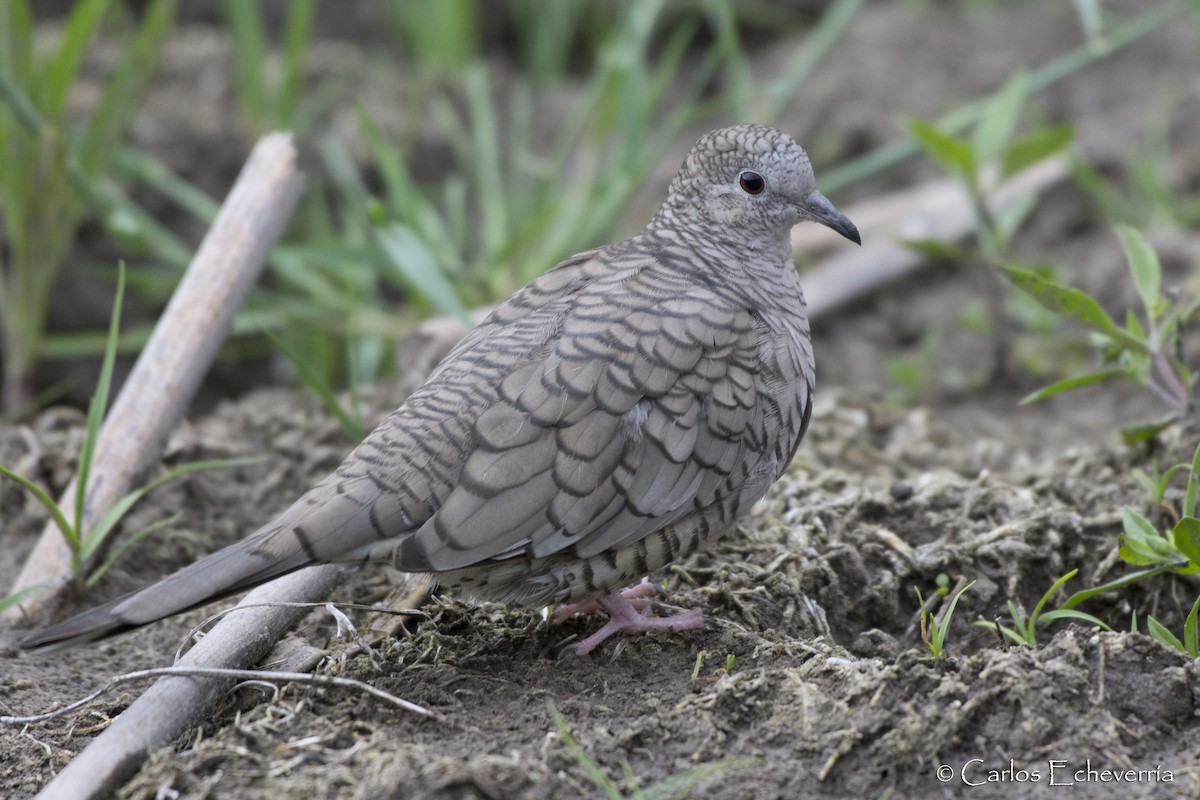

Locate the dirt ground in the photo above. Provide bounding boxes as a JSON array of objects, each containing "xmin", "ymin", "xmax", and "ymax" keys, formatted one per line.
[{"xmin": 3, "ymin": 3, "xmax": 1200, "ymax": 799}]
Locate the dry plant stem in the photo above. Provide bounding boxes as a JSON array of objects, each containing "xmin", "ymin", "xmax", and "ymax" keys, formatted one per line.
[
  {"xmin": 5, "ymin": 133, "xmax": 305, "ymax": 624},
  {"xmin": 1, "ymin": 663, "xmax": 431, "ymax": 725},
  {"xmin": 31, "ymin": 565, "xmax": 345, "ymax": 800}
]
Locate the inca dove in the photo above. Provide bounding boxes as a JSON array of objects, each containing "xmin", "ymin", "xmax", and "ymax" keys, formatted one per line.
[{"xmin": 22, "ymin": 125, "xmax": 859, "ymax": 655}]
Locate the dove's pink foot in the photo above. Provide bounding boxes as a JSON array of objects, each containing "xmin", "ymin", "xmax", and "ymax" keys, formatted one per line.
[
  {"xmin": 551, "ymin": 581, "xmax": 659, "ymax": 623},
  {"xmin": 555, "ymin": 583, "xmax": 705, "ymax": 656}
]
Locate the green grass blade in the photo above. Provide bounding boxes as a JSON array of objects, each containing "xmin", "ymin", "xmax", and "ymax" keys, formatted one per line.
[
  {"xmin": 638, "ymin": 757, "xmax": 757, "ymax": 800},
  {"xmin": 78, "ymin": 0, "xmax": 179, "ymax": 176},
  {"xmin": 1029, "ymin": 569, "xmax": 1078, "ymax": 629},
  {"xmin": 465, "ymin": 65, "xmax": 507, "ymax": 263},
  {"xmin": 74, "ymin": 261, "xmax": 125, "ymax": 536},
  {"xmin": 1185, "ymin": 441, "xmax": 1200, "ymax": 518},
  {"xmin": 0, "ymin": 582, "xmax": 49, "ymax": 616},
  {"xmin": 760, "ymin": 0, "xmax": 862, "ymax": 124},
  {"xmin": 547, "ymin": 700, "xmax": 623, "ymax": 800},
  {"xmin": 933, "ymin": 580, "xmax": 975, "ymax": 652},
  {"xmin": 80, "ymin": 456, "xmax": 263, "ymax": 563},
  {"xmin": 375, "ymin": 223, "xmax": 470, "ymax": 322},
  {"xmin": 44, "ymin": 0, "xmax": 110, "ymax": 118},
  {"xmin": 112, "ymin": 147, "xmax": 219, "ymax": 223},
  {"xmin": 1038, "ymin": 609, "xmax": 1112, "ymax": 631},
  {"xmin": 0, "ymin": 464, "xmax": 78, "ymax": 550},
  {"xmin": 85, "ymin": 514, "xmax": 178, "ymax": 588},
  {"xmin": 0, "ymin": 67, "xmax": 44, "ymax": 137},
  {"xmin": 223, "ymin": 0, "xmax": 268, "ymax": 132},
  {"xmin": 1059, "ymin": 565, "xmax": 1171, "ymax": 609},
  {"xmin": 1146, "ymin": 615, "xmax": 1184, "ymax": 652},
  {"xmin": 1019, "ymin": 368, "xmax": 1132, "ymax": 404},
  {"xmin": 278, "ymin": 0, "xmax": 316, "ymax": 128},
  {"xmin": 264, "ymin": 326, "xmax": 365, "ymax": 442},
  {"xmin": 0, "ymin": 0, "xmax": 35, "ymax": 81}
]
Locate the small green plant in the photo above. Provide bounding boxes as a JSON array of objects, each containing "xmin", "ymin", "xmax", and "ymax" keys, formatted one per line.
[
  {"xmin": 916, "ymin": 579, "xmax": 975, "ymax": 657},
  {"xmin": 1133, "ymin": 458, "xmax": 1195, "ymax": 508},
  {"xmin": 1004, "ymin": 227, "xmax": 1197, "ymax": 442},
  {"xmin": 976, "ymin": 570, "xmax": 1111, "ymax": 647},
  {"xmin": 997, "ymin": 443, "xmax": 1200, "ymax": 628},
  {"xmin": 0, "ymin": 0, "xmax": 179, "ymax": 413},
  {"xmin": 547, "ymin": 700, "xmax": 754, "ymax": 799},
  {"xmin": 1109, "ymin": 442, "xmax": 1200, "ymax": 575},
  {"xmin": 222, "ymin": 0, "xmax": 333, "ymax": 138},
  {"xmin": 0, "ymin": 264, "xmax": 257, "ymax": 608},
  {"xmin": 1138, "ymin": 595, "xmax": 1200, "ymax": 658},
  {"xmin": 901, "ymin": 72, "xmax": 1075, "ymax": 395},
  {"xmin": 690, "ymin": 651, "xmax": 737, "ymax": 681}
]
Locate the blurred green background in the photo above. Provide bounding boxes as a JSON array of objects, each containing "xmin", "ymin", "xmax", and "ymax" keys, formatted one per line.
[{"xmin": 1, "ymin": 0, "xmax": 1196, "ymax": 431}]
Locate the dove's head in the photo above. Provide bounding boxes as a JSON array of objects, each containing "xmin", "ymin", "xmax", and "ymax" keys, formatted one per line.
[{"xmin": 660, "ymin": 125, "xmax": 860, "ymax": 246}]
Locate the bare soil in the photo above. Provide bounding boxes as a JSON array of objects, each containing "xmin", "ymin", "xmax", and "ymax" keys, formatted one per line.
[{"xmin": 4, "ymin": 3, "xmax": 1200, "ymax": 799}]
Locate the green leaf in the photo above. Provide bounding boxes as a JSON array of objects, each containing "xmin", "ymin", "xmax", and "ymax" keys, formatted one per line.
[
  {"xmin": 1118, "ymin": 507, "xmax": 1174, "ymax": 566},
  {"xmin": 1114, "ymin": 225, "xmax": 1163, "ymax": 322},
  {"xmin": 1171, "ymin": 518, "xmax": 1200, "ymax": 573},
  {"xmin": 1185, "ymin": 595, "xmax": 1200, "ymax": 657},
  {"xmin": 0, "ymin": 464, "xmax": 78, "ymax": 549},
  {"xmin": 907, "ymin": 117, "xmax": 975, "ymax": 180},
  {"xmin": 1019, "ymin": 368, "xmax": 1131, "ymax": 404},
  {"xmin": 1038, "ymin": 608, "xmax": 1112, "ymax": 631},
  {"xmin": 1060, "ymin": 565, "xmax": 1172, "ymax": 610},
  {"xmin": 1119, "ymin": 415, "xmax": 1179, "ymax": 446},
  {"xmin": 932, "ymin": 579, "xmax": 975, "ymax": 653},
  {"xmin": 1119, "ymin": 541, "xmax": 1165, "ymax": 566},
  {"xmin": 973, "ymin": 72, "xmax": 1029, "ymax": 165},
  {"xmin": 1000, "ymin": 125, "xmax": 1074, "ymax": 180},
  {"xmin": 1125, "ymin": 308, "xmax": 1147, "ymax": 342},
  {"xmin": 0, "ymin": 582, "xmax": 49, "ymax": 616},
  {"xmin": 1184, "ymin": 441, "xmax": 1200, "ymax": 519},
  {"xmin": 375, "ymin": 224, "xmax": 471, "ymax": 323},
  {"xmin": 997, "ymin": 263, "xmax": 1147, "ymax": 352},
  {"xmin": 1029, "ymin": 569, "xmax": 1077, "ymax": 627},
  {"xmin": 1146, "ymin": 615, "xmax": 1184, "ymax": 653},
  {"xmin": 902, "ymin": 237, "xmax": 964, "ymax": 261},
  {"xmin": 1122, "ymin": 506, "xmax": 1163, "ymax": 545}
]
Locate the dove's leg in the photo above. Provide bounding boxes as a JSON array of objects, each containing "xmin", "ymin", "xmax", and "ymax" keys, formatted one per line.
[{"xmin": 556, "ymin": 583, "xmax": 705, "ymax": 656}]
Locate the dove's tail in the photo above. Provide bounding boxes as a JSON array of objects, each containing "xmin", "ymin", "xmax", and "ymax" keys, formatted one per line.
[{"xmin": 19, "ymin": 476, "xmax": 398, "ymax": 652}]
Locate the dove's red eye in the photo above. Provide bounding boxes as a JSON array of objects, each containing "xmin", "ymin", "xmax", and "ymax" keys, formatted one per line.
[{"xmin": 738, "ymin": 171, "xmax": 766, "ymax": 195}]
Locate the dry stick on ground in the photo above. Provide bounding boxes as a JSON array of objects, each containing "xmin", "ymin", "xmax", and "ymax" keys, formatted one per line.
[
  {"xmin": 4, "ymin": 132, "xmax": 305, "ymax": 626},
  {"xmin": 24, "ymin": 133, "xmax": 308, "ymax": 800},
  {"xmin": 34, "ymin": 567, "xmax": 346, "ymax": 800}
]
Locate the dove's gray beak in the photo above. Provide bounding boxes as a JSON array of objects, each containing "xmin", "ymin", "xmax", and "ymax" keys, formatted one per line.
[{"xmin": 801, "ymin": 191, "xmax": 861, "ymax": 245}]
